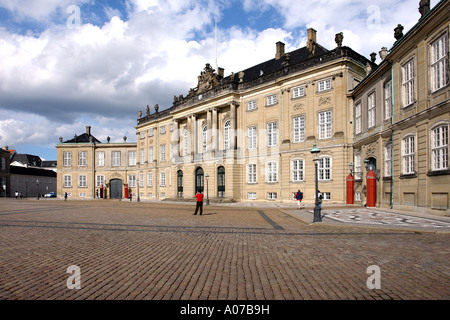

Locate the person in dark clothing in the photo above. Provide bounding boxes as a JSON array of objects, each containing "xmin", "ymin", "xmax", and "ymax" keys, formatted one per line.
[
  {"xmin": 193, "ymin": 191, "xmax": 204, "ymax": 215},
  {"xmin": 295, "ymin": 189, "xmax": 303, "ymax": 210}
]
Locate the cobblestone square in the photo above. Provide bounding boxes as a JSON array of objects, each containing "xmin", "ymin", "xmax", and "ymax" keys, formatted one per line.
[{"xmin": 0, "ymin": 199, "xmax": 449, "ymax": 302}]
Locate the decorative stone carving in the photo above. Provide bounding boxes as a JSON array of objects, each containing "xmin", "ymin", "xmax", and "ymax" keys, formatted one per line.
[
  {"xmin": 146, "ymin": 105, "xmax": 150, "ymax": 116},
  {"xmin": 293, "ymin": 103, "xmax": 304, "ymax": 111},
  {"xmin": 138, "ymin": 110, "xmax": 142, "ymax": 118},
  {"xmin": 319, "ymin": 97, "xmax": 331, "ymax": 106},
  {"xmin": 335, "ymin": 32, "xmax": 343, "ymax": 48},
  {"xmin": 238, "ymin": 71, "xmax": 244, "ymax": 83},
  {"xmin": 197, "ymin": 63, "xmax": 219, "ymax": 93}
]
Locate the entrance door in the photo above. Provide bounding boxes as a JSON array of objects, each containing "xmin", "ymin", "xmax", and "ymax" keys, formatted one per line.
[
  {"xmin": 217, "ymin": 166, "xmax": 225, "ymax": 198},
  {"xmin": 195, "ymin": 167, "xmax": 204, "ymax": 194},
  {"xmin": 110, "ymin": 179, "xmax": 123, "ymax": 199},
  {"xmin": 177, "ymin": 170, "xmax": 183, "ymax": 197}
]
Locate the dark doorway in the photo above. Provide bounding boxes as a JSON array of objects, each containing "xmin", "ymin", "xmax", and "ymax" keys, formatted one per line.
[
  {"xmin": 195, "ymin": 167, "xmax": 204, "ymax": 194},
  {"xmin": 177, "ymin": 170, "xmax": 183, "ymax": 197},
  {"xmin": 217, "ymin": 166, "xmax": 225, "ymax": 198},
  {"xmin": 110, "ymin": 179, "xmax": 123, "ymax": 199}
]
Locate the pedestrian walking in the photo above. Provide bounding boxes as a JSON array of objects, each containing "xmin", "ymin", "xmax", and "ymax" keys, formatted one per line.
[
  {"xmin": 15, "ymin": 191, "xmax": 18, "ymax": 199},
  {"xmin": 295, "ymin": 189, "xmax": 303, "ymax": 210},
  {"xmin": 64, "ymin": 192, "xmax": 68, "ymax": 201},
  {"xmin": 193, "ymin": 191, "xmax": 204, "ymax": 215},
  {"xmin": 317, "ymin": 190, "xmax": 323, "ymax": 209},
  {"xmin": 96, "ymin": 189, "xmax": 99, "ymax": 199}
]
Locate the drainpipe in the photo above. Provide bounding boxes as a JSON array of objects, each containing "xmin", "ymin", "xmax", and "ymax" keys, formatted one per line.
[
  {"xmin": 279, "ymin": 86, "xmax": 283, "ymax": 203},
  {"xmin": 390, "ymin": 64, "xmax": 394, "ymax": 209}
]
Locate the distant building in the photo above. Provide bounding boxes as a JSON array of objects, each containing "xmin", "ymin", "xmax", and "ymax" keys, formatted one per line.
[
  {"xmin": 0, "ymin": 148, "xmax": 11, "ymax": 197},
  {"xmin": 351, "ymin": 0, "xmax": 449, "ymax": 215}
]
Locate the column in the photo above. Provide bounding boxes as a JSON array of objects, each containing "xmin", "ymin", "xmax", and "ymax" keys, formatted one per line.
[
  {"xmin": 212, "ymin": 108, "xmax": 218, "ymax": 153},
  {"xmin": 230, "ymin": 101, "xmax": 237, "ymax": 150}
]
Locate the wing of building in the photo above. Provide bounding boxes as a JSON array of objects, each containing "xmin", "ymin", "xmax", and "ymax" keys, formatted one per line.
[{"xmin": 350, "ymin": 0, "xmax": 449, "ymax": 215}]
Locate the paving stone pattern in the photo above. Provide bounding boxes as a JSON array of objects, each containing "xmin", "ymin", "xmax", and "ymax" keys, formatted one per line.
[{"xmin": 0, "ymin": 199, "xmax": 448, "ymax": 300}]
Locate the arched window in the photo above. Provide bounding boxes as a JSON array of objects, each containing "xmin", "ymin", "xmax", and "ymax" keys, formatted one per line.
[
  {"xmin": 217, "ymin": 166, "xmax": 225, "ymax": 197},
  {"xmin": 431, "ymin": 123, "xmax": 449, "ymax": 171},
  {"xmin": 177, "ymin": 170, "xmax": 183, "ymax": 197},
  {"xmin": 195, "ymin": 167, "xmax": 204, "ymax": 193},
  {"xmin": 183, "ymin": 129, "xmax": 189, "ymax": 156},
  {"xmin": 224, "ymin": 120, "xmax": 230, "ymax": 150}
]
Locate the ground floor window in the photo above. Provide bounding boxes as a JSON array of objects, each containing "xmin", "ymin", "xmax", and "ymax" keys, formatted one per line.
[{"xmin": 267, "ymin": 192, "xmax": 277, "ymax": 200}]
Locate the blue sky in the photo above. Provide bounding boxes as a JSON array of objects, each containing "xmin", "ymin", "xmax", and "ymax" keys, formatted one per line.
[{"xmin": 0, "ymin": 0, "xmax": 430, "ymax": 160}]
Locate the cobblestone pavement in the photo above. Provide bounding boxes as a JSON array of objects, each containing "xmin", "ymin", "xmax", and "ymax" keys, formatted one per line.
[{"xmin": 0, "ymin": 198, "xmax": 449, "ymax": 302}]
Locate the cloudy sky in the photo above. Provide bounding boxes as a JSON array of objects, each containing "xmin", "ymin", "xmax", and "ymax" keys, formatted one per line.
[{"xmin": 0, "ymin": 0, "xmax": 433, "ymax": 160}]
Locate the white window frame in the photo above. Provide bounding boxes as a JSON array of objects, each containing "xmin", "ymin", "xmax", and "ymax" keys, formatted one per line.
[
  {"xmin": 384, "ymin": 80, "xmax": 392, "ymax": 120},
  {"xmin": 63, "ymin": 152, "xmax": 72, "ymax": 167},
  {"xmin": 96, "ymin": 175, "xmax": 105, "ymax": 188},
  {"xmin": 148, "ymin": 147, "xmax": 154, "ymax": 163},
  {"xmin": 292, "ymin": 85, "xmax": 305, "ymax": 98},
  {"xmin": 96, "ymin": 151, "xmax": 105, "ymax": 167},
  {"xmin": 293, "ymin": 116, "xmax": 305, "ymax": 143},
  {"xmin": 318, "ymin": 111, "xmax": 332, "ymax": 139},
  {"xmin": 248, "ymin": 192, "xmax": 256, "ymax": 200},
  {"xmin": 384, "ymin": 143, "xmax": 392, "ymax": 177},
  {"xmin": 247, "ymin": 164, "xmax": 257, "ymax": 183},
  {"xmin": 317, "ymin": 78, "xmax": 332, "ymax": 92},
  {"xmin": 431, "ymin": 124, "xmax": 449, "ymax": 171},
  {"xmin": 78, "ymin": 151, "xmax": 87, "ymax": 166},
  {"xmin": 160, "ymin": 144, "xmax": 166, "ymax": 162},
  {"xmin": 368, "ymin": 92, "xmax": 375, "ymax": 128},
  {"xmin": 224, "ymin": 120, "xmax": 231, "ymax": 150},
  {"xmin": 266, "ymin": 161, "xmax": 278, "ymax": 182},
  {"xmin": 183, "ymin": 130, "xmax": 189, "ymax": 156},
  {"xmin": 79, "ymin": 175, "xmax": 87, "ymax": 188},
  {"xmin": 318, "ymin": 157, "xmax": 332, "ymax": 181},
  {"xmin": 147, "ymin": 172, "xmax": 153, "ymax": 187},
  {"xmin": 402, "ymin": 58, "xmax": 415, "ymax": 107},
  {"xmin": 247, "ymin": 100, "xmax": 257, "ymax": 111},
  {"xmin": 63, "ymin": 175, "xmax": 72, "ymax": 188},
  {"xmin": 267, "ymin": 192, "xmax": 277, "ymax": 200},
  {"xmin": 128, "ymin": 174, "xmax": 136, "ymax": 187},
  {"xmin": 292, "ymin": 159, "xmax": 304, "ymax": 182},
  {"xmin": 148, "ymin": 128, "xmax": 154, "ymax": 137},
  {"xmin": 202, "ymin": 125, "xmax": 208, "ymax": 153},
  {"xmin": 355, "ymin": 152, "xmax": 362, "ymax": 180},
  {"xmin": 248, "ymin": 126, "xmax": 257, "ymax": 149},
  {"xmin": 355, "ymin": 102, "xmax": 361, "ymax": 134},
  {"xmin": 267, "ymin": 121, "xmax": 278, "ymax": 147},
  {"xmin": 266, "ymin": 94, "xmax": 277, "ymax": 106},
  {"xmin": 430, "ymin": 33, "xmax": 448, "ymax": 92},
  {"xmin": 160, "ymin": 171, "xmax": 166, "ymax": 187},
  {"xmin": 128, "ymin": 151, "xmax": 136, "ymax": 166},
  {"xmin": 160, "ymin": 126, "xmax": 166, "ymax": 134},
  {"xmin": 112, "ymin": 151, "xmax": 120, "ymax": 166},
  {"xmin": 139, "ymin": 172, "xmax": 144, "ymax": 187},
  {"xmin": 402, "ymin": 135, "xmax": 415, "ymax": 174}
]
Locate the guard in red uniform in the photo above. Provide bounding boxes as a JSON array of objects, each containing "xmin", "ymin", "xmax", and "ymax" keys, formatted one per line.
[{"xmin": 193, "ymin": 191, "xmax": 204, "ymax": 215}]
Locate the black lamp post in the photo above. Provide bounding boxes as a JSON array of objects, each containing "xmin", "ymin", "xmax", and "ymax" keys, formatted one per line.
[
  {"xmin": 310, "ymin": 141, "xmax": 321, "ymax": 222},
  {"xmin": 205, "ymin": 173, "xmax": 209, "ymax": 205},
  {"xmin": 36, "ymin": 179, "xmax": 40, "ymax": 200},
  {"xmin": 136, "ymin": 177, "xmax": 140, "ymax": 202}
]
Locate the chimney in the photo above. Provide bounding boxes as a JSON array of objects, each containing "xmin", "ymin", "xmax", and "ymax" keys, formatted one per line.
[
  {"xmin": 307, "ymin": 28, "xmax": 317, "ymax": 56},
  {"xmin": 86, "ymin": 126, "xmax": 91, "ymax": 136},
  {"xmin": 275, "ymin": 41, "xmax": 285, "ymax": 60}
]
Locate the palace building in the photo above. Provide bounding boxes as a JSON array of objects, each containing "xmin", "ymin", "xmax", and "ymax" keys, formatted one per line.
[{"xmin": 56, "ymin": 28, "xmax": 376, "ymax": 204}]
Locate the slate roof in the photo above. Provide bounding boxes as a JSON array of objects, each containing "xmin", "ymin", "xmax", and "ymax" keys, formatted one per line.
[
  {"xmin": 63, "ymin": 133, "xmax": 101, "ymax": 144},
  {"xmin": 11, "ymin": 153, "xmax": 42, "ymax": 167},
  {"xmin": 10, "ymin": 165, "xmax": 57, "ymax": 177}
]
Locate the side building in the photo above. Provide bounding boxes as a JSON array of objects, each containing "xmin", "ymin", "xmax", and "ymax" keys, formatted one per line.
[{"xmin": 351, "ymin": 0, "xmax": 449, "ymax": 215}]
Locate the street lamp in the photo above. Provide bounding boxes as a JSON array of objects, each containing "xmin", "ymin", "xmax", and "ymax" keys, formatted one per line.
[
  {"xmin": 349, "ymin": 162, "xmax": 354, "ymax": 175},
  {"xmin": 36, "ymin": 179, "xmax": 40, "ymax": 200},
  {"xmin": 205, "ymin": 173, "xmax": 209, "ymax": 205},
  {"xmin": 310, "ymin": 141, "xmax": 321, "ymax": 222},
  {"xmin": 136, "ymin": 178, "xmax": 140, "ymax": 202}
]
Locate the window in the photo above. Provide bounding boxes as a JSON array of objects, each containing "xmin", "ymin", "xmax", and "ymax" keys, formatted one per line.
[
  {"xmin": 292, "ymin": 159, "xmax": 304, "ymax": 182},
  {"xmin": 128, "ymin": 174, "xmax": 136, "ymax": 187},
  {"xmin": 402, "ymin": 59, "xmax": 415, "ymax": 106},
  {"xmin": 147, "ymin": 172, "xmax": 153, "ymax": 187},
  {"xmin": 318, "ymin": 111, "xmax": 332, "ymax": 139},
  {"xmin": 384, "ymin": 81, "xmax": 392, "ymax": 120},
  {"xmin": 79, "ymin": 175, "xmax": 87, "ymax": 188},
  {"xmin": 78, "ymin": 151, "xmax": 87, "ymax": 166},
  {"xmin": 140, "ymin": 131, "xmax": 145, "ymax": 139},
  {"xmin": 267, "ymin": 192, "xmax": 277, "ymax": 200},
  {"xmin": 431, "ymin": 124, "xmax": 449, "ymax": 171},
  {"xmin": 224, "ymin": 120, "xmax": 231, "ymax": 150},
  {"xmin": 160, "ymin": 144, "xmax": 166, "ymax": 162},
  {"xmin": 63, "ymin": 152, "xmax": 72, "ymax": 166},
  {"xmin": 96, "ymin": 175, "xmax": 105, "ymax": 188},
  {"xmin": 355, "ymin": 102, "xmax": 362, "ymax": 134},
  {"xmin": 247, "ymin": 164, "xmax": 257, "ymax": 183},
  {"xmin": 137, "ymin": 173, "xmax": 143, "ymax": 187},
  {"xmin": 160, "ymin": 172, "xmax": 166, "ymax": 187},
  {"xmin": 384, "ymin": 143, "xmax": 392, "ymax": 177},
  {"xmin": 128, "ymin": 151, "xmax": 136, "ymax": 166},
  {"xmin": 183, "ymin": 130, "xmax": 189, "ymax": 156},
  {"xmin": 431, "ymin": 33, "xmax": 448, "ymax": 92},
  {"xmin": 267, "ymin": 161, "xmax": 278, "ymax": 182},
  {"xmin": 368, "ymin": 92, "xmax": 375, "ymax": 128},
  {"xmin": 293, "ymin": 116, "xmax": 305, "ymax": 143},
  {"xmin": 0, "ymin": 157, "xmax": 5, "ymax": 170},
  {"xmin": 112, "ymin": 151, "xmax": 120, "ymax": 166},
  {"xmin": 148, "ymin": 129, "xmax": 154, "ymax": 137},
  {"xmin": 318, "ymin": 79, "xmax": 332, "ymax": 92},
  {"xmin": 247, "ymin": 100, "xmax": 257, "ymax": 111},
  {"xmin": 170, "ymin": 123, "xmax": 175, "ymax": 132},
  {"xmin": 248, "ymin": 192, "xmax": 256, "ymax": 200},
  {"xmin": 354, "ymin": 153, "xmax": 362, "ymax": 180},
  {"xmin": 292, "ymin": 86, "xmax": 305, "ymax": 98},
  {"xmin": 202, "ymin": 126, "xmax": 208, "ymax": 153},
  {"xmin": 140, "ymin": 149, "xmax": 145, "ymax": 164},
  {"xmin": 96, "ymin": 151, "xmax": 105, "ymax": 166},
  {"xmin": 267, "ymin": 122, "xmax": 278, "ymax": 147},
  {"xmin": 160, "ymin": 126, "xmax": 166, "ymax": 134},
  {"xmin": 323, "ymin": 192, "xmax": 331, "ymax": 200},
  {"xmin": 266, "ymin": 94, "xmax": 277, "ymax": 106},
  {"xmin": 248, "ymin": 126, "xmax": 257, "ymax": 149},
  {"xmin": 63, "ymin": 175, "xmax": 72, "ymax": 188},
  {"xmin": 402, "ymin": 135, "xmax": 415, "ymax": 174},
  {"xmin": 148, "ymin": 147, "xmax": 154, "ymax": 163},
  {"xmin": 318, "ymin": 157, "xmax": 331, "ymax": 180}
]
